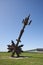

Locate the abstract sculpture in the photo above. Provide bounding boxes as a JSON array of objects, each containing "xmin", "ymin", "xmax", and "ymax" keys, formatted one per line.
[{"xmin": 7, "ymin": 14, "xmax": 32, "ymax": 57}]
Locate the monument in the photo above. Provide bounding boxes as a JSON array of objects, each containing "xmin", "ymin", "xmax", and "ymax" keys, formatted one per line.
[{"xmin": 7, "ymin": 14, "xmax": 32, "ymax": 57}]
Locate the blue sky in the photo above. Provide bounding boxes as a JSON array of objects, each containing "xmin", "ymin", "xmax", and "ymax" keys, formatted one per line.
[{"xmin": 0, "ymin": 0, "xmax": 43, "ymax": 51}]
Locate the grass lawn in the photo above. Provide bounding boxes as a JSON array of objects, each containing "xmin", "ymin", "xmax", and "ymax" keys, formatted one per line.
[{"xmin": 0, "ymin": 52, "xmax": 43, "ymax": 65}]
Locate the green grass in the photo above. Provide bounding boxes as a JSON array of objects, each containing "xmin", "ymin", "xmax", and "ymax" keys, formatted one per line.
[{"xmin": 0, "ymin": 52, "xmax": 43, "ymax": 65}]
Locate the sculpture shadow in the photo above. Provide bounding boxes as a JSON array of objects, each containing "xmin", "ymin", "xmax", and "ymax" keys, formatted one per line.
[{"xmin": 11, "ymin": 55, "xmax": 32, "ymax": 58}]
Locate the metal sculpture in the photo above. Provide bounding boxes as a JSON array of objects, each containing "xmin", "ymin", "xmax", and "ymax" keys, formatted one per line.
[{"xmin": 7, "ymin": 14, "xmax": 32, "ymax": 57}]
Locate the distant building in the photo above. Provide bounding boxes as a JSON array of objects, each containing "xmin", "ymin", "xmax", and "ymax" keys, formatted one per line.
[
  {"xmin": 37, "ymin": 48, "xmax": 43, "ymax": 51},
  {"xmin": 25, "ymin": 48, "xmax": 43, "ymax": 53}
]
